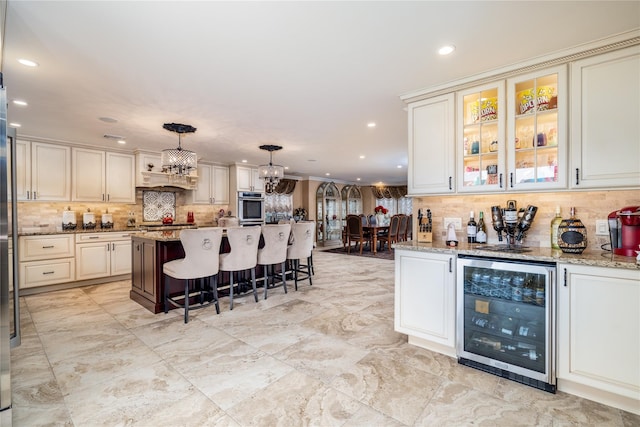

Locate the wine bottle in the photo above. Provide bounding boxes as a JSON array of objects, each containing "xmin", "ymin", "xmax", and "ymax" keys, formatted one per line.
[
  {"xmin": 476, "ymin": 211, "xmax": 487, "ymax": 243},
  {"xmin": 550, "ymin": 206, "xmax": 562, "ymax": 249},
  {"xmin": 467, "ymin": 211, "xmax": 477, "ymax": 243}
]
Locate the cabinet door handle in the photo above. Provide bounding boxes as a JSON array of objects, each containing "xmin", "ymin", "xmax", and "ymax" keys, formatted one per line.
[
  {"xmin": 499, "ymin": 173, "xmax": 503, "ymax": 188},
  {"xmin": 88, "ymin": 236, "xmax": 99, "ymax": 239},
  {"xmin": 449, "ymin": 257, "xmax": 452, "ymax": 273},
  {"xmin": 112, "ymin": 243, "xmax": 115, "ymax": 251},
  {"xmin": 42, "ymin": 271, "xmax": 54, "ymax": 275},
  {"xmin": 107, "ymin": 243, "xmax": 110, "ymax": 251},
  {"xmin": 448, "ymin": 176, "xmax": 452, "ymax": 191},
  {"xmin": 575, "ymin": 168, "xmax": 580, "ymax": 186},
  {"xmin": 107, "ymin": 194, "xmax": 110, "ymax": 201},
  {"xmin": 102, "ymin": 194, "xmax": 105, "ymax": 201},
  {"xmin": 33, "ymin": 191, "xmax": 37, "ymax": 199},
  {"xmin": 509, "ymin": 173, "xmax": 514, "ymax": 188},
  {"xmin": 563, "ymin": 268, "xmax": 567, "ymax": 287},
  {"xmin": 42, "ymin": 245, "xmax": 54, "ymax": 249},
  {"xmin": 27, "ymin": 191, "xmax": 30, "ymax": 199}
]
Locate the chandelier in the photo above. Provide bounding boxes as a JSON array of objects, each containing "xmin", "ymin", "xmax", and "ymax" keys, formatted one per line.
[
  {"xmin": 161, "ymin": 123, "xmax": 197, "ymax": 176},
  {"xmin": 258, "ymin": 144, "xmax": 284, "ymax": 194}
]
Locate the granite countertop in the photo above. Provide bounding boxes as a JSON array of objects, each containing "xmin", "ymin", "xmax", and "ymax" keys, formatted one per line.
[
  {"xmin": 393, "ymin": 241, "xmax": 640, "ymax": 271},
  {"xmin": 17, "ymin": 223, "xmax": 210, "ymax": 237}
]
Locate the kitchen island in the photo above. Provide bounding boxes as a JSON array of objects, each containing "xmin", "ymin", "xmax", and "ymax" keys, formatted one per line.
[
  {"xmin": 130, "ymin": 230, "xmax": 270, "ymax": 314},
  {"xmin": 393, "ymin": 240, "xmax": 640, "ymax": 415}
]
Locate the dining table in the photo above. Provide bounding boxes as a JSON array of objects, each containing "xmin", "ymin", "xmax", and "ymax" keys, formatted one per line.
[{"xmin": 363, "ymin": 224, "xmax": 390, "ymax": 254}]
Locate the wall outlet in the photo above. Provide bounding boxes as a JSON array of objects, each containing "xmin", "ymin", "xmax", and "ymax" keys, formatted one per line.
[
  {"xmin": 444, "ymin": 217, "xmax": 462, "ymax": 230},
  {"xmin": 595, "ymin": 219, "xmax": 609, "ymax": 236}
]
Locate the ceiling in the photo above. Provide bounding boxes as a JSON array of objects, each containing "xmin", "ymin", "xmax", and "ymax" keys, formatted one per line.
[{"xmin": 2, "ymin": 1, "xmax": 639, "ymax": 185}]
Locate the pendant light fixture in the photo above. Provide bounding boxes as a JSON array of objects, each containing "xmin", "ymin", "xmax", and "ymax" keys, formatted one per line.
[
  {"xmin": 161, "ymin": 123, "xmax": 197, "ymax": 176},
  {"xmin": 258, "ymin": 144, "xmax": 284, "ymax": 194}
]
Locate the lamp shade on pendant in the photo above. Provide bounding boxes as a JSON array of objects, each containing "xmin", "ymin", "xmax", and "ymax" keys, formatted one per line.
[
  {"xmin": 161, "ymin": 123, "xmax": 198, "ymax": 176},
  {"xmin": 258, "ymin": 144, "xmax": 284, "ymax": 193}
]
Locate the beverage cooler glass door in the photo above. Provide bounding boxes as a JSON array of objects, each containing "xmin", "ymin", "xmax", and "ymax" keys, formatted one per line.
[{"xmin": 456, "ymin": 256, "xmax": 556, "ymax": 392}]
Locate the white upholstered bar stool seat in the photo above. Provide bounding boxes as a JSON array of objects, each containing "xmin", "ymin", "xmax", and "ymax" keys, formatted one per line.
[
  {"xmin": 163, "ymin": 228, "xmax": 223, "ymax": 323},
  {"xmin": 257, "ymin": 223, "xmax": 291, "ymax": 299},
  {"xmin": 219, "ymin": 226, "xmax": 261, "ymax": 310},
  {"xmin": 286, "ymin": 221, "xmax": 316, "ymax": 290}
]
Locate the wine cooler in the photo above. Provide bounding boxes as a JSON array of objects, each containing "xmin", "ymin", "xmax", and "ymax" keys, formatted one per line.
[{"xmin": 457, "ymin": 255, "xmax": 556, "ymax": 392}]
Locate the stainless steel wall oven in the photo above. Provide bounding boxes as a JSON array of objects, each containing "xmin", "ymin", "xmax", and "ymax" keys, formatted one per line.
[
  {"xmin": 457, "ymin": 255, "xmax": 556, "ymax": 393},
  {"xmin": 237, "ymin": 191, "xmax": 265, "ymax": 225}
]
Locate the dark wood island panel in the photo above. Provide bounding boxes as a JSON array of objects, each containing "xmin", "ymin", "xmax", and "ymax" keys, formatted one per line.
[{"xmin": 130, "ymin": 233, "xmax": 186, "ymax": 313}]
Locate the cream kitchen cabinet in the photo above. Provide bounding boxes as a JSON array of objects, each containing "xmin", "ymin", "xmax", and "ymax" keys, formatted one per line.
[
  {"xmin": 457, "ymin": 82, "xmax": 506, "ymax": 192},
  {"xmin": 235, "ymin": 165, "xmax": 264, "ymax": 192},
  {"xmin": 570, "ymin": 45, "xmax": 640, "ymax": 189},
  {"xmin": 15, "ymin": 140, "xmax": 71, "ymax": 201},
  {"xmin": 394, "ymin": 249, "xmax": 456, "ymax": 357},
  {"xmin": 75, "ymin": 232, "xmax": 133, "ymax": 280},
  {"xmin": 557, "ymin": 263, "xmax": 640, "ymax": 414},
  {"xmin": 406, "ymin": 94, "xmax": 455, "ymax": 195},
  {"xmin": 72, "ymin": 148, "xmax": 136, "ymax": 203},
  {"xmin": 192, "ymin": 163, "xmax": 229, "ymax": 205},
  {"xmin": 506, "ymin": 65, "xmax": 567, "ymax": 191},
  {"xmin": 18, "ymin": 234, "xmax": 75, "ymax": 289}
]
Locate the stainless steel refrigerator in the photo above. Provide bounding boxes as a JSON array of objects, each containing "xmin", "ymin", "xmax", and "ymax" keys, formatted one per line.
[{"xmin": 1, "ymin": 73, "xmax": 21, "ymax": 425}]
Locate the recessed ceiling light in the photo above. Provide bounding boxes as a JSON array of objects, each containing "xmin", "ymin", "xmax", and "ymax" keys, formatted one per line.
[
  {"xmin": 99, "ymin": 117, "xmax": 118, "ymax": 123},
  {"xmin": 325, "ymin": 173, "xmax": 330, "ymax": 176},
  {"xmin": 12, "ymin": 99, "xmax": 28, "ymax": 106},
  {"xmin": 438, "ymin": 45, "xmax": 455, "ymax": 55},
  {"xmin": 397, "ymin": 165, "xmax": 403, "ymax": 169},
  {"xmin": 103, "ymin": 133, "xmax": 125, "ymax": 140},
  {"xmin": 359, "ymin": 155, "xmax": 365, "ymax": 159},
  {"xmin": 9, "ymin": 123, "xmax": 21, "ymax": 128},
  {"xmin": 117, "ymin": 140, "xmax": 126, "ymax": 145},
  {"xmin": 356, "ymin": 178, "xmax": 361, "ymax": 181},
  {"xmin": 284, "ymin": 166, "xmax": 289, "ymax": 170},
  {"xmin": 241, "ymin": 159, "xmax": 248, "ymax": 163},
  {"xmin": 367, "ymin": 122, "xmax": 376, "ymax": 128},
  {"xmin": 18, "ymin": 58, "xmax": 38, "ymax": 67}
]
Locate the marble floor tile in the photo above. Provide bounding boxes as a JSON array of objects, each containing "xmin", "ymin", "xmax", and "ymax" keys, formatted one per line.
[
  {"xmin": 180, "ymin": 342, "xmax": 295, "ymax": 411},
  {"xmin": 226, "ymin": 370, "xmax": 365, "ymax": 427},
  {"xmin": 273, "ymin": 333, "xmax": 370, "ymax": 384},
  {"xmin": 414, "ymin": 380, "xmax": 555, "ymax": 426},
  {"xmin": 10, "ymin": 250, "xmax": 637, "ymax": 426},
  {"xmin": 330, "ymin": 350, "xmax": 444, "ymax": 425}
]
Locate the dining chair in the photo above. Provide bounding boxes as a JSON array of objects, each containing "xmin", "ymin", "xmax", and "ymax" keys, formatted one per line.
[
  {"xmin": 219, "ymin": 226, "xmax": 261, "ymax": 310},
  {"xmin": 346, "ymin": 214, "xmax": 371, "ymax": 254},
  {"xmin": 163, "ymin": 228, "xmax": 223, "ymax": 323},
  {"xmin": 378, "ymin": 214, "xmax": 401, "ymax": 251},
  {"xmin": 286, "ymin": 221, "xmax": 315, "ymax": 290},
  {"xmin": 257, "ymin": 223, "xmax": 291, "ymax": 299},
  {"xmin": 398, "ymin": 214, "xmax": 408, "ymax": 242}
]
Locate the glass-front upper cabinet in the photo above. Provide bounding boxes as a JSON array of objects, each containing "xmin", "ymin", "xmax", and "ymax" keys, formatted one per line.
[
  {"xmin": 507, "ymin": 65, "xmax": 567, "ymax": 190},
  {"xmin": 457, "ymin": 82, "xmax": 506, "ymax": 192}
]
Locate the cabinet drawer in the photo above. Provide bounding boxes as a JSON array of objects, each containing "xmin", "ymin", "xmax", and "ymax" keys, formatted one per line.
[
  {"xmin": 76, "ymin": 232, "xmax": 134, "ymax": 242},
  {"xmin": 19, "ymin": 258, "xmax": 75, "ymax": 289},
  {"xmin": 19, "ymin": 234, "xmax": 75, "ymax": 261}
]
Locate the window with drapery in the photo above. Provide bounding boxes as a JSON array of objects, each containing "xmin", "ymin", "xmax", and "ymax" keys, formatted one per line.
[
  {"xmin": 371, "ymin": 185, "xmax": 412, "ymax": 216},
  {"xmin": 264, "ymin": 178, "xmax": 297, "ymax": 223}
]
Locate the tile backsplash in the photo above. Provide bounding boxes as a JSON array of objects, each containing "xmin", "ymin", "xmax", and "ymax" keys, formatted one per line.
[
  {"xmin": 17, "ymin": 189, "xmax": 229, "ymax": 231},
  {"xmin": 412, "ymin": 189, "xmax": 639, "ymax": 251}
]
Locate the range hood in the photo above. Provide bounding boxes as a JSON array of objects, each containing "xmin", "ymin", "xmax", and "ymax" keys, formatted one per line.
[{"xmin": 136, "ymin": 171, "xmax": 197, "ymax": 190}]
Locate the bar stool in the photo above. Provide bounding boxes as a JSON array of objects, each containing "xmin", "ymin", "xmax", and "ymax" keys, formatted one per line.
[
  {"xmin": 163, "ymin": 228, "xmax": 223, "ymax": 323},
  {"xmin": 258, "ymin": 223, "xmax": 291, "ymax": 299},
  {"xmin": 219, "ymin": 226, "xmax": 261, "ymax": 310},
  {"xmin": 286, "ymin": 221, "xmax": 316, "ymax": 290}
]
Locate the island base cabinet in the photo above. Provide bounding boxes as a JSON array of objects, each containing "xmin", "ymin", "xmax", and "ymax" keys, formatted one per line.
[
  {"xmin": 557, "ymin": 263, "xmax": 640, "ymax": 415},
  {"xmin": 394, "ymin": 250, "xmax": 456, "ymax": 357},
  {"xmin": 130, "ymin": 236, "xmax": 185, "ymax": 313}
]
